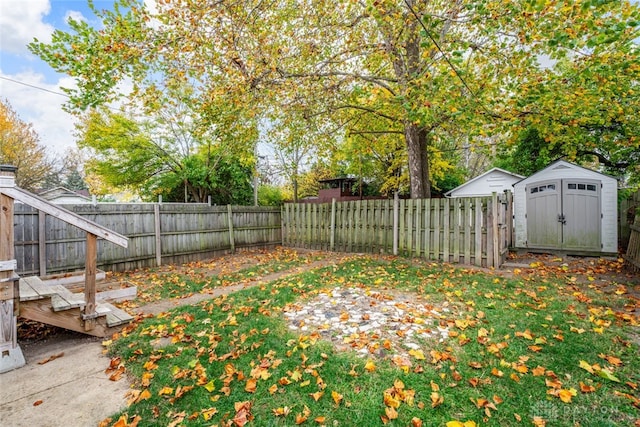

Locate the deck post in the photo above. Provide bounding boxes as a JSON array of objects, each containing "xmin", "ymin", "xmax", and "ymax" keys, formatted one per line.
[
  {"xmin": 82, "ymin": 232, "xmax": 98, "ymax": 331},
  {"xmin": 0, "ymin": 165, "xmax": 25, "ymax": 373}
]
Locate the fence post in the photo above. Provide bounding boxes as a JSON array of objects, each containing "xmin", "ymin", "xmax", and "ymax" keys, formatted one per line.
[
  {"xmin": 486, "ymin": 197, "xmax": 494, "ymax": 268},
  {"xmin": 487, "ymin": 191, "xmax": 500, "ymax": 268},
  {"xmin": 38, "ymin": 210, "xmax": 46, "ymax": 276},
  {"xmin": 283, "ymin": 204, "xmax": 289, "ymax": 246},
  {"xmin": 227, "ymin": 205, "xmax": 236, "ymax": 252},
  {"xmin": 330, "ymin": 198, "xmax": 336, "ymax": 251},
  {"xmin": 474, "ymin": 198, "xmax": 483, "ymax": 266},
  {"xmin": 154, "ymin": 203, "xmax": 162, "ymax": 267},
  {"xmin": 393, "ymin": 191, "xmax": 399, "ymax": 256},
  {"xmin": 505, "ymin": 190, "xmax": 514, "ymax": 249}
]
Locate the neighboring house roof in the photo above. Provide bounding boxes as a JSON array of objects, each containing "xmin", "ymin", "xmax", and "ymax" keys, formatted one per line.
[
  {"xmin": 445, "ymin": 167, "xmax": 525, "ymax": 198},
  {"xmin": 38, "ymin": 186, "xmax": 92, "ymax": 204}
]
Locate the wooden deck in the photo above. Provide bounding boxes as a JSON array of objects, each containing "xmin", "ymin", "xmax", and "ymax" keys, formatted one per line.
[{"xmin": 19, "ymin": 276, "xmax": 134, "ymax": 336}]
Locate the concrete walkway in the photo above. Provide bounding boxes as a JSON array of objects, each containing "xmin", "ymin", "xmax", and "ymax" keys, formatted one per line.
[{"xmin": 0, "ymin": 332, "xmax": 130, "ymax": 427}]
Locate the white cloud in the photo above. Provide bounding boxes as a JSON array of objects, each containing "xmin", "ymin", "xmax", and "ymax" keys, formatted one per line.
[
  {"xmin": 0, "ymin": 0, "xmax": 54, "ymax": 55},
  {"xmin": 0, "ymin": 70, "xmax": 78, "ymax": 156},
  {"xmin": 64, "ymin": 10, "xmax": 87, "ymax": 24}
]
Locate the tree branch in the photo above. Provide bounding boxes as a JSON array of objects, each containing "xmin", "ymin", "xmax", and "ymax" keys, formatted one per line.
[
  {"xmin": 577, "ymin": 150, "xmax": 631, "ymax": 169},
  {"xmin": 348, "ymin": 130, "xmax": 404, "ymax": 136},
  {"xmin": 276, "ymin": 67, "xmax": 397, "ymax": 95},
  {"xmin": 334, "ymin": 104, "xmax": 400, "ymax": 122}
]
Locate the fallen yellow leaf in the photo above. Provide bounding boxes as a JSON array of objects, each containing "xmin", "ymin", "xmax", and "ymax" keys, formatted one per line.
[{"xmin": 409, "ymin": 349, "xmax": 426, "ymax": 360}]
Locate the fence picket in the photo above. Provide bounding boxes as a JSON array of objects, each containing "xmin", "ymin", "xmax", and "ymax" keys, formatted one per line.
[
  {"xmin": 433, "ymin": 200, "xmax": 440, "ymax": 261},
  {"xmin": 424, "ymin": 199, "xmax": 431, "ymax": 260},
  {"xmin": 443, "ymin": 198, "xmax": 450, "ymax": 262},
  {"xmin": 452, "ymin": 198, "xmax": 460, "ymax": 263}
]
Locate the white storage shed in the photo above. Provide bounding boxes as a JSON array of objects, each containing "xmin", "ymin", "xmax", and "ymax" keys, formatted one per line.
[
  {"xmin": 445, "ymin": 168, "xmax": 524, "ymax": 198},
  {"xmin": 513, "ymin": 160, "xmax": 618, "ymax": 255}
]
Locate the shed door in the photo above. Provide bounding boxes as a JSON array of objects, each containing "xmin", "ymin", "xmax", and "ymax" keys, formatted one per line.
[
  {"xmin": 526, "ymin": 179, "xmax": 601, "ymax": 251},
  {"xmin": 562, "ymin": 179, "xmax": 601, "ymax": 251},
  {"xmin": 526, "ymin": 180, "xmax": 562, "ymax": 248}
]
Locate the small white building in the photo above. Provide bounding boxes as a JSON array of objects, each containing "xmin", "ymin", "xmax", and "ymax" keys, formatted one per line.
[
  {"xmin": 445, "ymin": 167, "xmax": 524, "ymax": 198},
  {"xmin": 38, "ymin": 187, "xmax": 92, "ymax": 204},
  {"xmin": 513, "ymin": 160, "xmax": 618, "ymax": 255}
]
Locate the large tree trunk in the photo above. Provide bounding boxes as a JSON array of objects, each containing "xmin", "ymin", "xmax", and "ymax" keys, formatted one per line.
[
  {"xmin": 292, "ymin": 175, "xmax": 299, "ymax": 203},
  {"xmin": 405, "ymin": 122, "xmax": 431, "ymax": 199},
  {"xmin": 386, "ymin": 3, "xmax": 430, "ymax": 199}
]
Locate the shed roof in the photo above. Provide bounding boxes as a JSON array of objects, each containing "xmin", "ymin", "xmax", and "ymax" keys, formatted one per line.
[
  {"xmin": 513, "ymin": 160, "xmax": 617, "ymax": 187},
  {"xmin": 445, "ymin": 167, "xmax": 524, "ymax": 197}
]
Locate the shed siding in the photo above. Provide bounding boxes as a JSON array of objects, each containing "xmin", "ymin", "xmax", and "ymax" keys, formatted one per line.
[
  {"xmin": 601, "ymin": 181, "xmax": 617, "ymax": 252},
  {"xmin": 513, "ymin": 161, "xmax": 617, "ymax": 254}
]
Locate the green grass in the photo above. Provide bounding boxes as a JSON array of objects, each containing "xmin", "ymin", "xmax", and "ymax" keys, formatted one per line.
[{"xmin": 104, "ymin": 256, "xmax": 640, "ymax": 426}]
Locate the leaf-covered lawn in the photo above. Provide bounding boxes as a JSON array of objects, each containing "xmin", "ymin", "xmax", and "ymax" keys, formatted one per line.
[
  {"xmin": 115, "ymin": 248, "xmax": 327, "ymax": 304},
  {"xmin": 102, "ymin": 254, "xmax": 639, "ymax": 427}
]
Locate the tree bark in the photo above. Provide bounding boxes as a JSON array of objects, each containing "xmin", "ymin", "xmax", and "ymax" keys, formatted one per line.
[
  {"xmin": 292, "ymin": 176, "xmax": 299, "ymax": 203},
  {"xmin": 405, "ymin": 122, "xmax": 431, "ymax": 199}
]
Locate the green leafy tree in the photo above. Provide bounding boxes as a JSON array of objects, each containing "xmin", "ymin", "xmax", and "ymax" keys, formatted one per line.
[
  {"xmin": 77, "ymin": 107, "xmax": 254, "ymax": 203},
  {"xmin": 499, "ymin": 2, "xmax": 640, "ymax": 182},
  {"xmin": 154, "ymin": 152, "xmax": 253, "ymax": 204},
  {"xmin": 29, "ymin": 0, "xmax": 640, "ymax": 197},
  {"xmin": 495, "ymin": 128, "xmax": 561, "ymax": 176}
]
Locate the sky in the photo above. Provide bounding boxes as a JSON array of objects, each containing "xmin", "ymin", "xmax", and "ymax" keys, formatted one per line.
[{"xmin": 0, "ymin": 0, "xmax": 117, "ymax": 157}]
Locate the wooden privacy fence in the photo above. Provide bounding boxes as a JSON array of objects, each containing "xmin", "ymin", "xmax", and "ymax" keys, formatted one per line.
[
  {"xmin": 282, "ymin": 192, "xmax": 513, "ymax": 268},
  {"xmin": 13, "ymin": 203, "xmax": 281, "ymax": 275},
  {"xmin": 623, "ymin": 214, "xmax": 640, "ymax": 271},
  {"xmin": 619, "ymin": 189, "xmax": 640, "ymax": 250}
]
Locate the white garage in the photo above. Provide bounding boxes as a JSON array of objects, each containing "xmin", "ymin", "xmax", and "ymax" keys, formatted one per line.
[{"xmin": 513, "ymin": 160, "xmax": 618, "ymax": 255}]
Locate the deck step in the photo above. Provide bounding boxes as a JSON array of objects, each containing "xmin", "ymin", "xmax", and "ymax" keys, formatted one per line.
[
  {"xmin": 18, "ymin": 275, "xmax": 135, "ymax": 334},
  {"xmin": 47, "ymin": 284, "xmax": 85, "ymax": 311},
  {"xmin": 50, "ymin": 293, "xmax": 85, "ymax": 312},
  {"xmin": 19, "ymin": 276, "xmax": 58, "ymax": 301},
  {"xmin": 98, "ymin": 302, "xmax": 134, "ymax": 327}
]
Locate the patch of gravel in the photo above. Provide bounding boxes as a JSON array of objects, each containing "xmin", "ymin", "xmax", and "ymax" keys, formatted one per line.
[{"xmin": 283, "ymin": 286, "xmax": 450, "ymax": 359}]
